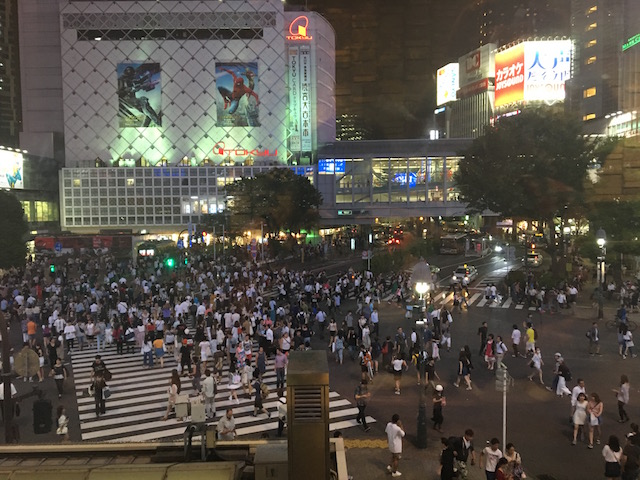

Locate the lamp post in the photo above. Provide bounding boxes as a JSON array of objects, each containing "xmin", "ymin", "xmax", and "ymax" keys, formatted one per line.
[
  {"xmin": 412, "ymin": 259, "xmax": 431, "ymax": 449},
  {"xmin": 596, "ymin": 228, "xmax": 607, "ymax": 320}
]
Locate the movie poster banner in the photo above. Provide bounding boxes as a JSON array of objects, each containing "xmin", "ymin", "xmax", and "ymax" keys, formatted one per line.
[
  {"xmin": 116, "ymin": 62, "xmax": 162, "ymax": 128},
  {"xmin": 0, "ymin": 150, "xmax": 23, "ymax": 189},
  {"xmin": 216, "ymin": 62, "xmax": 261, "ymax": 127}
]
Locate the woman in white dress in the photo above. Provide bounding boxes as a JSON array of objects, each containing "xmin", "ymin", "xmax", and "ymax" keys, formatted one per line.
[
  {"xmin": 572, "ymin": 392, "xmax": 588, "ymax": 445},
  {"xmin": 227, "ymin": 363, "xmax": 241, "ymax": 404}
]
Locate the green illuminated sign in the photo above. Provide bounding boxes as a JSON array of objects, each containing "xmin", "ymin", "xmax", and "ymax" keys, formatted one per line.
[{"xmin": 623, "ymin": 33, "xmax": 640, "ymax": 52}]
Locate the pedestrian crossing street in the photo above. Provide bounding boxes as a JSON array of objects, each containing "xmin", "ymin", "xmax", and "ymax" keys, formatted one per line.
[
  {"xmin": 71, "ymin": 345, "xmax": 375, "ymax": 443},
  {"xmin": 382, "ymin": 290, "xmax": 540, "ymax": 311}
]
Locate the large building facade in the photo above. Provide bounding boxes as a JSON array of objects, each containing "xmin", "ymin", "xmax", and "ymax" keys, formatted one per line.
[
  {"xmin": 0, "ymin": 0, "xmax": 21, "ymax": 148},
  {"xmin": 19, "ymin": 0, "xmax": 335, "ymax": 168}
]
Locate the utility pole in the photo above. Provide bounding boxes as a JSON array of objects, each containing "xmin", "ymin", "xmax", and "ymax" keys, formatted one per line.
[{"xmin": 1, "ymin": 312, "xmax": 14, "ymax": 443}]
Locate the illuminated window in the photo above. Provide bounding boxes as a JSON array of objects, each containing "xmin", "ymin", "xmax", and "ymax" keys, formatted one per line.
[
  {"xmin": 586, "ymin": 22, "xmax": 597, "ymax": 31},
  {"xmin": 583, "ymin": 87, "xmax": 597, "ymax": 98},
  {"xmin": 583, "ymin": 113, "xmax": 596, "ymax": 121},
  {"xmin": 126, "ymin": 178, "xmax": 135, "ymax": 186},
  {"xmin": 73, "ymin": 179, "xmax": 81, "ymax": 187},
  {"xmin": 587, "ymin": 5, "xmax": 597, "ymax": 14},
  {"xmin": 586, "ymin": 39, "xmax": 597, "ymax": 48},
  {"xmin": 585, "ymin": 56, "xmax": 597, "ymax": 65}
]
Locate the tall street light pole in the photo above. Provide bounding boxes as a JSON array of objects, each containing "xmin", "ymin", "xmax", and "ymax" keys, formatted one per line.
[
  {"xmin": 596, "ymin": 228, "xmax": 606, "ymax": 320},
  {"xmin": 412, "ymin": 259, "xmax": 431, "ymax": 450}
]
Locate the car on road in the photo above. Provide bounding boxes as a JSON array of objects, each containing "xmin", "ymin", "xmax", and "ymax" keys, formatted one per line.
[
  {"xmin": 523, "ymin": 252, "xmax": 543, "ymax": 267},
  {"xmin": 451, "ymin": 265, "xmax": 478, "ymax": 284}
]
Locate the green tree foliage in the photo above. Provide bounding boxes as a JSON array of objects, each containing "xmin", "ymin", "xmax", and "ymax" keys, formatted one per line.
[
  {"xmin": 584, "ymin": 200, "xmax": 640, "ymax": 258},
  {"xmin": 455, "ymin": 109, "xmax": 597, "ymax": 221},
  {"xmin": 227, "ymin": 168, "xmax": 322, "ymax": 234},
  {"xmin": 0, "ymin": 192, "xmax": 28, "ymax": 269}
]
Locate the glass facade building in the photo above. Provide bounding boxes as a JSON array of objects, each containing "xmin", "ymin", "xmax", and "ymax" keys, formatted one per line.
[{"xmin": 60, "ymin": 165, "xmax": 313, "ymax": 231}]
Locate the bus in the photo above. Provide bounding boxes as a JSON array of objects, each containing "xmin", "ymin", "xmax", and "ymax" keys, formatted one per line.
[{"xmin": 439, "ymin": 233, "xmax": 467, "ymax": 254}]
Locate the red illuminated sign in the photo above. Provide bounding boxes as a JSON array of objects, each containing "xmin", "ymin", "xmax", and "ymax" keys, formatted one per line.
[
  {"xmin": 286, "ymin": 15, "xmax": 313, "ymax": 41},
  {"xmin": 213, "ymin": 142, "xmax": 277, "ymax": 158}
]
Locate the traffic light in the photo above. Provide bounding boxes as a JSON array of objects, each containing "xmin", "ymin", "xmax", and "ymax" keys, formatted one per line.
[
  {"xmin": 49, "ymin": 264, "xmax": 55, "ymax": 273},
  {"xmin": 165, "ymin": 258, "xmax": 175, "ymax": 268},
  {"xmin": 184, "ymin": 257, "xmax": 189, "ymax": 265}
]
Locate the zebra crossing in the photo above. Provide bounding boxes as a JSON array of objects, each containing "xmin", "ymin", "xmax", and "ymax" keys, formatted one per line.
[
  {"xmin": 386, "ymin": 289, "xmax": 541, "ymax": 312},
  {"xmin": 434, "ymin": 291, "xmax": 539, "ymax": 311},
  {"xmin": 70, "ymin": 345, "xmax": 375, "ymax": 443}
]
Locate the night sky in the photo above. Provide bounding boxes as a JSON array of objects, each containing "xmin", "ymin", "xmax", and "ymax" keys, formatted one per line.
[{"xmin": 286, "ymin": 0, "xmax": 570, "ymax": 140}]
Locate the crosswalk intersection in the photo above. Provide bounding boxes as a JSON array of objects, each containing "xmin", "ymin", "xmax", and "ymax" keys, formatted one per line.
[
  {"xmin": 384, "ymin": 289, "xmax": 541, "ymax": 311},
  {"xmin": 70, "ymin": 345, "xmax": 375, "ymax": 442}
]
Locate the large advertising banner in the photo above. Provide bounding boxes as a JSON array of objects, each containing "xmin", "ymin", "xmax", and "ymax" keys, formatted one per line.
[
  {"xmin": 288, "ymin": 47, "xmax": 302, "ymax": 152},
  {"xmin": 436, "ymin": 63, "xmax": 459, "ymax": 106},
  {"xmin": 300, "ymin": 46, "xmax": 312, "ymax": 152},
  {"xmin": 117, "ymin": 63, "xmax": 162, "ymax": 128},
  {"xmin": 458, "ymin": 43, "xmax": 496, "ymax": 88},
  {"xmin": 0, "ymin": 150, "xmax": 23, "ymax": 189},
  {"xmin": 216, "ymin": 62, "xmax": 260, "ymax": 127},
  {"xmin": 495, "ymin": 44, "xmax": 525, "ymax": 108},
  {"xmin": 523, "ymin": 40, "xmax": 572, "ymax": 104}
]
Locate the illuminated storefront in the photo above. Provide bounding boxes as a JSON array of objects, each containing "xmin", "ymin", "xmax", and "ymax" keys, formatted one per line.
[{"xmin": 315, "ymin": 139, "xmax": 471, "ymax": 225}]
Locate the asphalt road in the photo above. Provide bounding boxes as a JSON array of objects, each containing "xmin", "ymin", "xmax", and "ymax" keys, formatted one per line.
[
  {"xmin": 325, "ymin": 280, "xmax": 632, "ymax": 480},
  {"xmin": 2, "ymin": 250, "xmax": 630, "ymax": 480}
]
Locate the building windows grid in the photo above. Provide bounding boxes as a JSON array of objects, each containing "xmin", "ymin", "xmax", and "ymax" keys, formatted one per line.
[{"xmin": 61, "ymin": 166, "xmax": 312, "ymax": 229}]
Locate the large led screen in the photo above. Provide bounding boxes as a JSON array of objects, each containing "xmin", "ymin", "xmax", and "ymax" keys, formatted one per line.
[
  {"xmin": 495, "ymin": 41, "xmax": 572, "ymax": 108},
  {"xmin": 216, "ymin": 62, "xmax": 261, "ymax": 127},
  {"xmin": 436, "ymin": 63, "xmax": 459, "ymax": 106},
  {"xmin": 0, "ymin": 150, "xmax": 24, "ymax": 189},
  {"xmin": 117, "ymin": 63, "xmax": 162, "ymax": 128}
]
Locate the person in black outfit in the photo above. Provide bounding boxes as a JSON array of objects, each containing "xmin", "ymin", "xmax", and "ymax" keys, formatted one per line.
[
  {"xmin": 440, "ymin": 437, "xmax": 456, "ymax": 480},
  {"xmin": 93, "ymin": 370, "xmax": 107, "ymax": 417},
  {"xmin": 354, "ymin": 379, "xmax": 371, "ymax": 432},
  {"xmin": 49, "ymin": 358, "xmax": 68, "ymax": 399},
  {"xmin": 477, "ymin": 322, "xmax": 488, "ymax": 357}
]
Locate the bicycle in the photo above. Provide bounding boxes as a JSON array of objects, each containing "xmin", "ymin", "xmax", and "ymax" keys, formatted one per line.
[{"xmin": 605, "ymin": 318, "xmax": 638, "ymax": 332}]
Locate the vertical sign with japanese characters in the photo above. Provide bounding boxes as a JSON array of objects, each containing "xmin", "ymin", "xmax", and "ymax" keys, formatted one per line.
[
  {"xmin": 494, "ymin": 44, "xmax": 525, "ymax": 108},
  {"xmin": 300, "ymin": 46, "xmax": 312, "ymax": 152},
  {"xmin": 288, "ymin": 47, "xmax": 302, "ymax": 152}
]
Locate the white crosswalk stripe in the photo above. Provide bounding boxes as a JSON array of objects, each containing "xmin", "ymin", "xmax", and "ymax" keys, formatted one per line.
[{"xmin": 70, "ymin": 344, "xmax": 375, "ymax": 442}]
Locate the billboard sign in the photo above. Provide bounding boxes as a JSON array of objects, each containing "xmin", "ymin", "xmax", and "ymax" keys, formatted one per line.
[
  {"xmin": 287, "ymin": 15, "xmax": 313, "ymax": 41},
  {"xmin": 318, "ymin": 159, "xmax": 346, "ymax": 174},
  {"xmin": 458, "ymin": 43, "xmax": 496, "ymax": 88},
  {"xmin": 495, "ymin": 40, "xmax": 572, "ymax": 108},
  {"xmin": 288, "ymin": 47, "xmax": 302, "ymax": 152},
  {"xmin": 216, "ymin": 62, "xmax": 260, "ymax": 127},
  {"xmin": 300, "ymin": 46, "xmax": 312, "ymax": 151},
  {"xmin": 117, "ymin": 62, "xmax": 162, "ymax": 128},
  {"xmin": 495, "ymin": 44, "xmax": 525, "ymax": 108},
  {"xmin": 523, "ymin": 40, "xmax": 572, "ymax": 103},
  {"xmin": 0, "ymin": 150, "xmax": 24, "ymax": 189},
  {"xmin": 436, "ymin": 63, "xmax": 459, "ymax": 106}
]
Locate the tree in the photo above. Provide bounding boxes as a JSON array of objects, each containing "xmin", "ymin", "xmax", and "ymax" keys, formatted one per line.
[
  {"xmin": 454, "ymin": 108, "xmax": 606, "ymax": 271},
  {"xmin": 226, "ymin": 168, "xmax": 322, "ymax": 234},
  {"xmin": 0, "ymin": 192, "xmax": 28, "ymax": 269}
]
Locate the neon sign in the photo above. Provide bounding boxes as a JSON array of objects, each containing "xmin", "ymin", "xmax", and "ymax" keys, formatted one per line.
[
  {"xmin": 623, "ymin": 33, "xmax": 640, "ymax": 52},
  {"xmin": 213, "ymin": 142, "xmax": 277, "ymax": 158},
  {"xmin": 286, "ymin": 16, "xmax": 313, "ymax": 41}
]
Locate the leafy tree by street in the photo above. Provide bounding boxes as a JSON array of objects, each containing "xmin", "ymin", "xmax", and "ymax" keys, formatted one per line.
[
  {"xmin": 0, "ymin": 192, "xmax": 28, "ymax": 269},
  {"xmin": 454, "ymin": 108, "xmax": 606, "ymax": 271},
  {"xmin": 226, "ymin": 168, "xmax": 322, "ymax": 234}
]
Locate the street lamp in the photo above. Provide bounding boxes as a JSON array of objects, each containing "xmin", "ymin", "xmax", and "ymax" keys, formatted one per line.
[
  {"xmin": 596, "ymin": 228, "xmax": 607, "ymax": 320},
  {"xmin": 412, "ymin": 259, "xmax": 431, "ymax": 449}
]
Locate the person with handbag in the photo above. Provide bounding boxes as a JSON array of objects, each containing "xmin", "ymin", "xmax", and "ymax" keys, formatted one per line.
[
  {"xmin": 504, "ymin": 443, "xmax": 526, "ymax": 479},
  {"xmin": 602, "ymin": 435, "xmax": 623, "ymax": 479}
]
